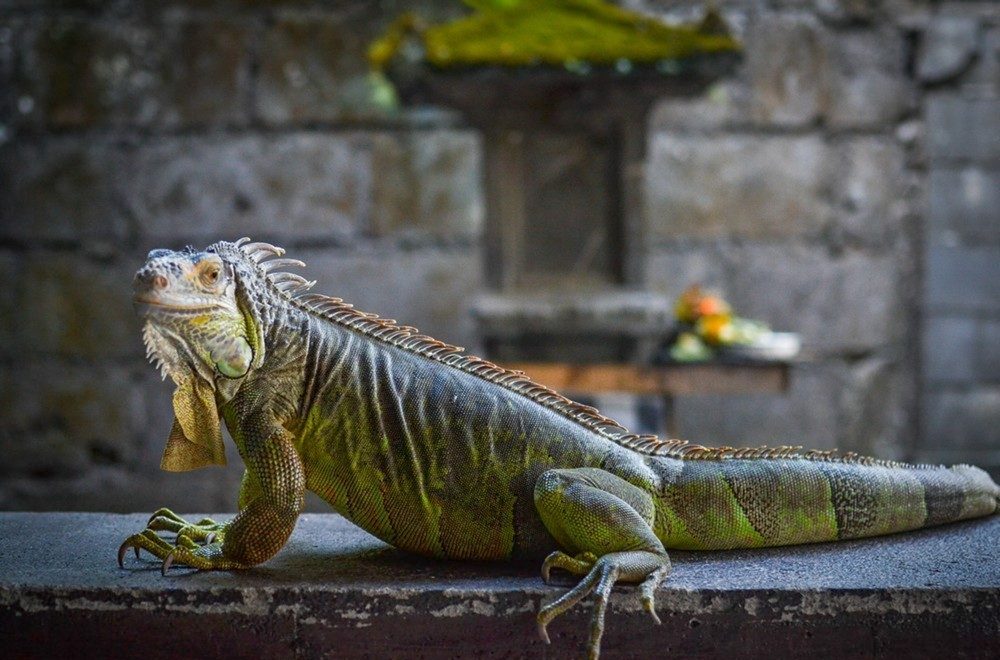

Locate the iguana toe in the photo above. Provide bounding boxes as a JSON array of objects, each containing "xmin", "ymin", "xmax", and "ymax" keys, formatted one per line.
[
  {"xmin": 541, "ymin": 550, "xmax": 596, "ymax": 583},
  {"xmin": 119, "ymin": 512, "xmax": 239, "ymax": 572},
  {"xmin": 146, "ymin": 507, "xmax": 185, "ymax": 527}
]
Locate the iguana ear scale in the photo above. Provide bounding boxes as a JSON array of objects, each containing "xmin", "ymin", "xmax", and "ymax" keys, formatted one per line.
[{"xmin": 161, "ymin": 376, "xmax": 226, "ymax": 472}]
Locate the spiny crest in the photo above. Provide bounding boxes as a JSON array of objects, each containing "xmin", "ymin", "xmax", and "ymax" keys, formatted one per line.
[
  {"xmin": 142, "ymin": 321, "xmax": 188, "ymax": 383},
  {"xmin": 142, "ymin": 322, "xmax": 170, "ymax": 380},
  {"xmin": 232, "ymin": 238, "xmax": 933, "ymax": 469}
]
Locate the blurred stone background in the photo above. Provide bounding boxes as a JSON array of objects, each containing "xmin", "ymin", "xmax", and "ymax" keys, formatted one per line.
[{"xmin": 0, "ymin": 0, "xmax": 997, "ymax": 511}]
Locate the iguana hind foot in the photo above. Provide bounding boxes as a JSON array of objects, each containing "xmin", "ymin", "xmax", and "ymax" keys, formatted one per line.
[
  {"xmin": 534, "ymin": 468, "xmax": 671, "ymax": 659},
  {"xmin": 538, "ymin": 551, "xmax": 669, "ymax": 659}
]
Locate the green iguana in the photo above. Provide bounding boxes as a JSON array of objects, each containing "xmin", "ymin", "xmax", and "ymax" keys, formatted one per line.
[{"xmin": 121, "ymin": 238, "xmax": 1000, "ymax": 659}]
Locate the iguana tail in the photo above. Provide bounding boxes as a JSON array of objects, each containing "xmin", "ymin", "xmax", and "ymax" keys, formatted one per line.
[{"xmin": 657, "ymin": 458, "xmax": 999, "ymax": 551}]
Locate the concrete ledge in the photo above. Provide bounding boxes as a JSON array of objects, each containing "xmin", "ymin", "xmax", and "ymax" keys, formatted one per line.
[{"xmin": 1, "ymin": 513, "xmax": 998, "ymax": 659}]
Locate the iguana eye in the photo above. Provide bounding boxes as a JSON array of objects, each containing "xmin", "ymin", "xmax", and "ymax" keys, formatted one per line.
[{"xmin": 201, "ymin": 263, "xmax": 222, "ymax": 286}]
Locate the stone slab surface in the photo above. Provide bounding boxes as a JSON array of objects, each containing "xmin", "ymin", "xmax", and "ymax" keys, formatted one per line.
[{"xmin": 1, "ymin": 513, "xmax": 998, "ymax": 659}]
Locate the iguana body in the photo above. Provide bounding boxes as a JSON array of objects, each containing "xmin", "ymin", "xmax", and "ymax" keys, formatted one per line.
[{"xmin": 123, "ymin": 239, "xmax": 1000, "ymax": 659}]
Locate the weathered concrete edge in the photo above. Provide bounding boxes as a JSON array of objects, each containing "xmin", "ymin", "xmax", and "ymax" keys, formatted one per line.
[{"xmin": 2, "ymin": 583, "xmax": 997, "ymax": 620}]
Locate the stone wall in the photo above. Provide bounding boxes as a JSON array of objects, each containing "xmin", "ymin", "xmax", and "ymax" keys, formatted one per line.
[
  {"xmin": 0, "ymin": 0, "xmax": 484, "ymax": 510},
  {"xmin": 918, "ymin": 8, "xmax": 1000, "ymax": 471},
  {"xmin": 0, "ymin": 0, "xmax": 996, "ymax": 511},
  {"xmin": 637, "ymin": 0, "xmax": 999, "ymax": 471}
]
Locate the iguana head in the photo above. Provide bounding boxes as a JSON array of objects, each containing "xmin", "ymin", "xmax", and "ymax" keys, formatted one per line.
[
  {"xmin": 133, "ymin": 238, "xmax": 275, "ymax": 471},
  {"xmin": 134, "ymin": 243, "xmax": 257, "ymax": 382}
]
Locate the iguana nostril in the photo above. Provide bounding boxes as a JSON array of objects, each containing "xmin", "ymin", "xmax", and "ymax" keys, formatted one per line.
[{"xmin": 152, "ymin": 275, "xmax": 168, "ymax": 290}]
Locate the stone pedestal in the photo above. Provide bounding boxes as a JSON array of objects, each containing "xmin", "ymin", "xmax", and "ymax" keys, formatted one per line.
[
  {"xmin": 2, "ymin": 512, "xmax": 997, "ymax": 659},
  {"xmin": 393, "ymin": 58, "xmax": 737, "ymax": 361}
]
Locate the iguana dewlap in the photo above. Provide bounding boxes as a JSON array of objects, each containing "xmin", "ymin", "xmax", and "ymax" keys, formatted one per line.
[{"xmin": 121, "ymin": 239, "xmax": 1000, "ymax": 660}]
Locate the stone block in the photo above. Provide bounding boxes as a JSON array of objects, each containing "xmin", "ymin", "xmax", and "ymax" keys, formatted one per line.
[
  {"xmin": 0, "ymin": 250, "xmax": 18, "ymax": 350},
  {"xmin": 926, "ymin": 96, "xmax": 1000, "ymax": 163},
  {"xmin": 13, "ymin": 18, "xmax": 160, "ymax": 127},
  {"xmin": 820, "ymin": 29, "xmax": 912, "ymax": 129},
  {"xmin": 294, "ymin": 247, "xmax": 484, "ymax": 351},
  {"xmin": 0, "ymin": 463, "xmax": 246, "ymax": 512},
  {"xmin": 962, "ymin": 26, "xmax": 1000, "ymax": 95},
  {"xmin": 922, "ymin": 315, "xmax": 977, "ymax": 384},
  {"xmin": 917, "ymin": 16, "xmax": 980, "ymax": 83},
  {"xmin": 0, "ymin": 0, "xmax": 107, "ymax": 9},
  {"xmin": 925, "ymin": 316, "xmax": 1000, "ymax": 385},
  {"xmin": 677, "ymin": 357, "xmax": 908, "ymax": 459},
  {"xmin": 838, "ymin": 356, "xmax": 911, "ymax": 459},
  {"xmin": 0, "ymin": 21, "xmax": 14, "ymax": 130},
  {"xmin": 125, "ymin": 134, "xmax": 372, "ymax": 244},
  {"xmin": 2, "ymin": 512, "xmax": 999, "ymax": 657},
  {"xmin": 645, "ymin": 135, "xmax": 832, "ymax": 242},
  {"xmin": 937, "ymin": 2, "xmax": 1000, "ymax": 22},
  {"xmin": 674, "ymin": 362, "xmax": 843, "ymax": 450},
  {"xmin": 814, "ymin": 0, "xmax": 879, "ymax": 25},
  {"xmin": 643, "ymin": 247, "xmax": 728, "ymax": 305},
  {"xmin": 721, "ymin": 244, "xmax": 903, "ymax": 354},
  {"xmin": 14, "ymin": 251, "xmax": 143, "ymax": 359},
  {"xmin": 156, "ymin": 16, "xmax": 252, "ymax": 127},
  {"xmin": 830, "ymin": 138, "xmax": 907, "ymax": 248},
  {"xmin": 0, "ymin": 362, "xmax": 144, "ymax": 478},
  {"xmin": 924, "ymin": 245, "xmax": 1000, "ymax": 313},
  {"xmin": 744, "ymin": 14, "xmax": 823, "ymax": 126},
  {"xmin": 923, "ymin": 387, "xmax": 1000, "ymax": 451},
  {"xmin": 978, "ymin": 319, "xmax": 1000, "ymax": 382},
  {"xmin": 928, "ymin": 167, "xmax": 1000, "ymax": 245},
  {"xmin": 0, "ymin": 137, "xmax": 127, "ymax": 242},
  {"xmin": 648, "ymin": 80, "xmax": 748, "ymax": 132},
  {"xmin": 371, "ymin": 130, "xmax": 483, "ymax": 241},
  {"xmin": 11, "ymin": 16, "xmax": 251, "ymax": 128},
  {"xmin": 256, "ymin": 12, "xmax": 385, "ymax": 124}
]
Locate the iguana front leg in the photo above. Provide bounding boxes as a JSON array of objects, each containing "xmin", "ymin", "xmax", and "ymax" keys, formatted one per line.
[
  {"xmin": 118, "ymin": 469, "xmax": 261, "ymax": 567},
  {"xmin": 119, "ymin": 414, "xmax": 304, "ymax": 572},
  {"xmin": 534, "ymin": 467, "xmax": 671, "ymax": 660}
]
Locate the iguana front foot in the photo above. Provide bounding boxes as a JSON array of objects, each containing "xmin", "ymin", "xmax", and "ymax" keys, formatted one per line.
[
  {"xmin": 145, "ymin": 508, "xmax": 226, "ymax": 545},
  {"xmin": 118, "ymin": 509, "xmax": 243, "ymax": 573}
]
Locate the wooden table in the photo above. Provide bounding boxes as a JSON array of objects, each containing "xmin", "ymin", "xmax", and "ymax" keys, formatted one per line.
[{"xmin": 501, "ymin": 361, "xmax": 792, "ymax": 436}]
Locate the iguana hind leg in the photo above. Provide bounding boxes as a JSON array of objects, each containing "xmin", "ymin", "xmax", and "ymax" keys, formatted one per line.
[{"xmin": 534, "ymin": 467, "xmax": 671, "ymax": 660}]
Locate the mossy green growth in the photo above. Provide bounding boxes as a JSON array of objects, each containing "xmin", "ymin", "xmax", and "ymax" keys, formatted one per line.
[{"xmin": 369, "ymin": 0, "xmax": 740, "ymax": 72}]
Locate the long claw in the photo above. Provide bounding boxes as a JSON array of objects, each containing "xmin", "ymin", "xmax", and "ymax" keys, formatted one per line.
[
  {"xmin": 537, "ymin": 621, "xmax": 550, "ymax": 645},
  {"xmin": 645, "ymin": 602, "xmax": 662, "ymax": 626},
  {"xmin": 205, "ymin": 532, "xmax": 216, "ymax": 545},
  {"xmin": 117, "ymin": 542, "xmax": 129, "ymax": 568},
  {"xmin": 162, "ymin": 551, "xmax": 175, "ymax": 576},
  {"xmin": 639, "ymin": 564, "xmax": 670, "ymax": 626}
]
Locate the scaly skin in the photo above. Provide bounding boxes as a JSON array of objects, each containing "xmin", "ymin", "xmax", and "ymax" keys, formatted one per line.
[{"xmin": 121, "ymin": 239, "xmax": 1000, "ymax": 659}]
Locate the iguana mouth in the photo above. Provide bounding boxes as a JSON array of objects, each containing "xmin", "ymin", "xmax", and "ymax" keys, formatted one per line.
[{"xmin": 133, "ymin": 297, "xmax": 221, "ymax": 315}]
